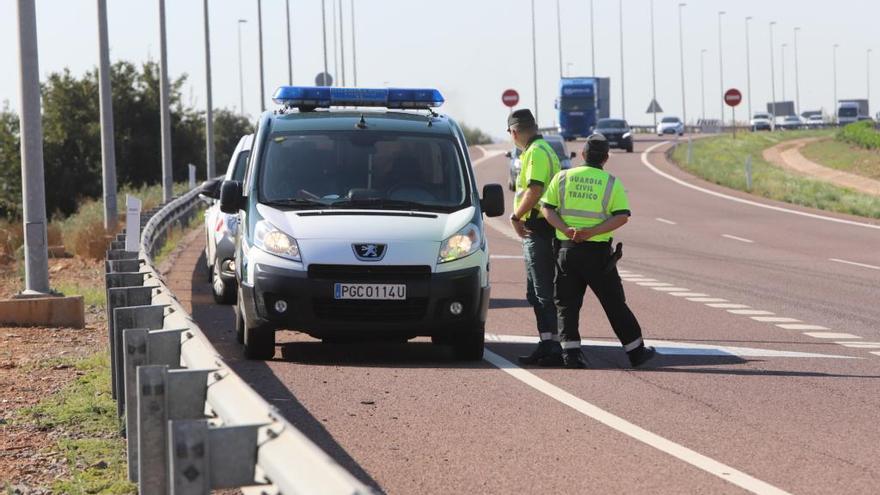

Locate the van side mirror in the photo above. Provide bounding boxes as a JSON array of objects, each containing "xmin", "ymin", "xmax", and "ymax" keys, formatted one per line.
[
  {"xmin": 219, "ymin": 180, "xmax": 244, "ymax": 214},
  {"xmin": 504, "ymin": 151, "xmax": 512, "ymax": 158},
  {"xmin": 570, "ymin": 151, "xmax": 577, "ymax": 159},
  {"xmin": 480, "ymin": 184, "xmax": 505, "ymax": 218},
  {"xmin": 199, "ymin": 177, "xmax": 222, "ymax": 201}
]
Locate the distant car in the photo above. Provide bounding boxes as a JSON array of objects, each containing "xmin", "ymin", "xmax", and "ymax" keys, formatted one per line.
[
  {"xmin": 507, "ymin": 134, "xmax": 574, "ymax": 191},
  {"xmin": 804, "ymin": 114, "xmax": 825, "ymax": 127},
  {"xmin": 778, "ymin": 115, "xmax": 803, "ymax": 130},
  {"xmin": 657, "ymin": 116, "xmax": 684, "ymax": 136},
  {"xmin": 837, "ymin": 102, "xmax": 861, "ymax": 126},
  {"xmin": 751, "ymin": 112, "xmax": 773, "ymax": 131},
  {"xmin": 594, "ymin": 118, "xmax": 634, "ymax": 152},
  {"xmin": 201, "ymin": 134, "xmax": 253, "ymax": 304}
]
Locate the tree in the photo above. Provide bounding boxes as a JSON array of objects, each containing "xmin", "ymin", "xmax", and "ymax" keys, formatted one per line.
[
  {"xmin": 0, "ymin": 103, "xmax": 21, "ymax": 218},
  {"xmin": 212, "ymin": 109, "xmax": 254, "ymax": 176}
]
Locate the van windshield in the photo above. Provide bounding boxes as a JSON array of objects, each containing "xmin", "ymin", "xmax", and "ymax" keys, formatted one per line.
[
  {"xmin": 839, "ymin": 107, "xmax": 858, "ymax": 118},
  {"xmin": 259, "ymin": 132, "xmax": 468, "ymax": 212}
]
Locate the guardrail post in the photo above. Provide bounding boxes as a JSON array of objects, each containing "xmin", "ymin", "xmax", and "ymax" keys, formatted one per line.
[
  {"xmin": 105, "ymin": 275, "xmax": 150, "ymax": 399},
  {"xmin": 168, "ymin": 420, "xmax": 263, "ymax": 494},
  {"xmin": 137, "ymin": 366, "xmax": 213, "ymax": 494},
  {"xmin": 111, "ymin": 240, "xmax": 126, "ymax": 251},
  {"xmin": 114, "ymin": 305, "xmax": 166, "ymax": 418},
  {"xmin": 124, "ymin": 327, "xmax": 188, "ymax": 481},
  {"xmin": 108, "ymin": 248, "xmax": 139, "ymax": 261},
  {"xmin": 106, "ymin": 258, "xmax": 143, "ymax": 274}
]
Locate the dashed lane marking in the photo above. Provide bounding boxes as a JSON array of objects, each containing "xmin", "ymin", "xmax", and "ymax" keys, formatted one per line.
[
  {"xmin": 727, "ymin": 309, "xmax": 775, "ymax": 316},
  {"xmin": 620, "ymin": 278, "xmax": 658, "ymax": 282},
  {"xmin": 829, "ymin": 258, "xmax": 880, "ymax": 271},
  {"xmin": 871, "ymin": 352, "xmax": 880, "ymax": 357},
  {"xmin": 751, "ymin": 317, "xmax": 801, "ymax": 323},
  {"xmin": 687, "ymin": 297, "xmax": 729, "ymax": 303},
  {"xmin": 802, "ymin": 332, "xmax": 861, "ymax": 339},
  {"xmin": 669, "ymin": 292, "xmax": 709, "ymax": 297},
  {"xmin": 490, "ymin": 254, "xmax": 524, "ymax": 260},
  {"xmin": 651, "ymin": 287, "xmax": 691, "ymax": 292},
  {"xmin": 656, "ymin": 217, "xmax": 678, "ymax": 225},
  {"xmin": 636, "ymin": 282, "xmax": 674, "ymax": 287},
  {"xmin": 706, "ymin": 303, "xmax": 751, "ymax": 309},
  {"xmin": 834, "ymin": 342, "xmax": 880, "ymax": 349},
  {"xmin": 722, "ymin": 234, "xmax": 755, "ymax": 244},
  {"xmin": 776, "ymin": 324, "xmax": 830, "ymax": 331},
  {"xmin": 484, "ymin": 348, "xmax": 797, "ymax": 495}
]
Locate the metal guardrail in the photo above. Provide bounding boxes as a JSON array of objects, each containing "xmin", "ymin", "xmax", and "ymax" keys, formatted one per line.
[{"xmin": 104, "ymin": 186, "xmax": 373, "ymax": 494}]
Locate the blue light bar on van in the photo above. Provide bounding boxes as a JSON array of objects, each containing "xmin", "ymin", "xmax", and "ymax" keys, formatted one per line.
[{"xmin": 271, "ymin": 86, "xmax": 444, "ymax": 109}]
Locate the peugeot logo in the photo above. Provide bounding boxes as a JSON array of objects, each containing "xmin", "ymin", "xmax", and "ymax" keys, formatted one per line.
[{"xmin": 353, "ymin": 243, "xmax": 387, "ymax": 262}]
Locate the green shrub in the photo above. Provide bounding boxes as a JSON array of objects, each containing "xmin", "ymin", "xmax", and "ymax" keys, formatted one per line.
[
  {"xmin": 459, "ymin": 123, "xmax": 494, "ymax": 145},
  {"xmin": 836, "ymin": 121, "xmax": 880, "ymax": 149}
]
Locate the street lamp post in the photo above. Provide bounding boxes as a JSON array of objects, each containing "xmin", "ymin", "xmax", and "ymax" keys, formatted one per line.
[
  {"xmin": 96, "ymin": 0, "xmax": 117, "ymax": 229},
  {"xmin": 745, "ymin": 17, "xmax": 753, "ymax": 122},
  {"xmin": 566, "ymin": 62, "xmax": 574, "ymax": 77},
  {"xmin": 15, "ymin": 0, "xmax": 50, "ymax": 294},
  {"xmin": 257, "ymin": 0, "xmax": 265, "ymax": 111},
  {"xmin": 556, "ymin": 0, "xmax": 563, "ymax": 78},
  {"xmin": 619, "ymin": 0, "xmax": 626, "ymax": 119},
  {"xmin": 769, "ymin": 21, "xmax": 777, "ymax": 129},
  {"xmin": 590, "ymin": 0, "xmax": 596, "ymax": 74},
  {"xmin": 350, "ymin": 0, "xmax": 357, "ymax": 86},
  {"xmin": 718, "ymin": 11, "xmax": 725, "ymax": 123},
  {"xmin": 158, "ymin": 0, "xmax": 173, "ymax": 202},
  {"xmin": 868, "ymin": 48, "xmax": 872, "ymax": 108},
  {"xmin": 794, "ymin": 27, "xmax": 801, "ymax": 116},
  {"xmin": 833, "ymin": 43, "xmax": 839, "ymax": 123},
  {"xmin": 321, "ymin": 0, "xmax": 329, "ymax": 85},
  {"xmin": 332, "ymin": 0, "xmax": 338, "ymax": 80},
  {"xmin": 650, "ymin": 0, "xmax": 658, "ymax": 127},
  {"xmin": 701, "ymin": 48, "xmax": 707, "ymax": 122},
  {"xmin": 782, "ymin": 43, "xmax": 787, "ymax": 102},
  {"xmin": 678, "ymin": 3, "xmax": 687, "ymax": 127},
  {"xmin": 531, "ymin": 0, "xmax": 539, "ymax": 123},
  {"xmin": 339, "ymin": 0, "xmax": 345, "ymax": 86},
  {"xmin": 203, "ymin": 0, "xmax": 215, "ymax": 179},
  {"xmin": 237, "ymin": 19, "xmax": 247, "ymax": 115},
  {"xmin": 285, "ymin": 0, "xmax": 293, "ymax": 85}
]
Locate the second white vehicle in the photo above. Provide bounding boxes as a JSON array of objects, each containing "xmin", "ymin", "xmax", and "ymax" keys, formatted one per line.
[{"xmin": 657, "ymin": 116, "xmax": 684, "ymax": 136}]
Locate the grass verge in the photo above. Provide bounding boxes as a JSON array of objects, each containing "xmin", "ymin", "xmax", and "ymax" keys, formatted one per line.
[
  {"xmin": 17, "ymin": 353, "xmax": 135, "ymax": 494},
  {"xmin": 800, "ymin": 138, "xmax": 880, "ymax": 181},
  {"xmin": 55, "ymin": 280, "xmax": 106, "ymax": 307},
  {"xmin": 670, "ymin": 130, "xmax": 880, "ymax": 219}
]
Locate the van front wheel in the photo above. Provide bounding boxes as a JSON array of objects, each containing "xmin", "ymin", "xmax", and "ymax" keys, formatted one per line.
[
  {"xmin": 451, "ymin": 324, "xmax": 485, "ymax": 361},
  {"xmin": 243, "ymin": 315, "xmax": 276, "ymax": 360}
]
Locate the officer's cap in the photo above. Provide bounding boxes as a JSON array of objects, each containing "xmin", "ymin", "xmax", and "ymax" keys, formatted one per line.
[
  {"xmin": 584, "ymin": 133, "xmax": 610, "ymax": 154},
  {"xmin": 507, "ymin": 109, "xmax": 536, "ymax": 130}
]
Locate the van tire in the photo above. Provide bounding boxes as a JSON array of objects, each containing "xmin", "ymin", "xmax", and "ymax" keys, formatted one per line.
[
  {"xmin": 212, "ymin": 259, "xmax": 237, "ymax": 305},
  {"xmin": 244, "ymin": 321, "xmax": 276, "ymax": 360},
  {"xmin": 451, "ymin": 324, "xmax": 485, "ymax": 361},
  {"xmin": 234, "ymin": 300, "xmax": 245, "ymax": 344}
]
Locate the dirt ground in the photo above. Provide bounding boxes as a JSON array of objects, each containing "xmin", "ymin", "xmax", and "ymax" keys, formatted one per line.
[{"xmin": 0, "ymin": 258, "xmax": 106, "ymax": 492}]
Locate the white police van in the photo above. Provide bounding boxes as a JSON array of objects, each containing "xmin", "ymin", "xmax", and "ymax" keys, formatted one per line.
[{"xmin": 219, "ymin": 87, "xmax": 505, "ymax": 360}]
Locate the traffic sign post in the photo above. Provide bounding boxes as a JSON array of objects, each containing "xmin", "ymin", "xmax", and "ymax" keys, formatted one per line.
[
  {"xmin": 724, "ymin": 88, "xmax": 742, "ymax": 139},
  {"xmin": 502, "ymin": 89, "xmax": 519, "ymax": 113}
]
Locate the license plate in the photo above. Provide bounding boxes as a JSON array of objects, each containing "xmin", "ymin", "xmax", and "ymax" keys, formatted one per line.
[
  {"xmin": 608, "ymin": 141, "xmax": 618, "ymax": 146},
  {"xmin": 334, "ymin": 283, "xmax": 406, "ymax": 300}
]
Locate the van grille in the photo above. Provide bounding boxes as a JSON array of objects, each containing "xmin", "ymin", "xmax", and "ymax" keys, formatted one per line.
[
  {"xmin": 312, "ymin": 298, "xmax": 429, "ymax": 322},
  {"xmin": 308, "ymin": 264, "xmax": 431, "ymax": 281}
]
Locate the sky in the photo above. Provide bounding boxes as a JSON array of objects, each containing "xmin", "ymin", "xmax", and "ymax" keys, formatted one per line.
[{"xmin": 1, "ymin": 0, "xmax": 879, "ymax": 138}]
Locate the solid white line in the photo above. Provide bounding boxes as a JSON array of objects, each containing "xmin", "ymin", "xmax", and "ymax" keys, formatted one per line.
[
  {"xmin": 803, "ymin": 332, "xmax": 860, "ymax": 339},
  {"xmin": 620, "ymin": 278, "xmax": 657, "ymax": 282},
  {"xmin": 656, "ymin": 217, "xmax": 678, "ymax": 225},
  {"xmin": 651, "ymin": 287, "xmax": 690, "ymax": 292},
  {"xmin": 776, "ymin": 324, "xmax": 829, "ymax": 331},
  {"xmin": 687, "ymin": 297, "xmax": 729, "ymax": 303},
  {"xmin": 668, "ymin": 292, "xmax": 709, "ymax": 297},
  {"xmin": 619, "ymin": 273, "xmax": 645, "ymax": 278},
  {"xmin": 636, "ymin": 282, "xmax": 674, "ymax": 287},
  {"xmin": 829, "ymin": 258, "xmax": 880, "ymax": 271},
  {"xmin": 706, "ymin": 303, "xmax": 751, "ymax": 309},
  {"xmin": 641, "ymin": 141, "xmax": 880, "ymax": 231},
  {"xmin": 751, "ymin": 316, "xmax": 801, "ymax": 323},
  {"xmin": 722, "ymin": 234, "xmax": 755, "ymax": 244},
  {"xmin": 871, "ymin": 352, "xmax": 880, "ymax": 357},
  {"xmin": 835, "ymin": 342, "xmax": 880, "ymax": 349},
  {"xmin": 490, "ymin": 254, "xmax": 524, "ymax": 260},
  {"xmin": 483, "ymin": 350, "xmax": 791, "ymax": 495},
  {"xmin": 727, "ymin": 309, "xmax": 775, "ymax": 316}
]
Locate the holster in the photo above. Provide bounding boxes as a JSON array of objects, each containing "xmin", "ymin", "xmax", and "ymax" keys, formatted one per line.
[{"xmin": 603, "ymin": 241, "xmax": 623, "ymax": 274}]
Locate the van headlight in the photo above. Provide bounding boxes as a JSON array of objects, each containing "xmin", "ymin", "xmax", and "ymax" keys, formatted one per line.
[
  {"xmin": 438, "ymin": 224, "xmax": 481, "ymax": 263},
  {"xmin": 254, "ymin": 220, "xmax": 301, "ymax": 261},
  {"xmin": 622, "ymin": 132, "xmax": 632, "ymax": 139}
]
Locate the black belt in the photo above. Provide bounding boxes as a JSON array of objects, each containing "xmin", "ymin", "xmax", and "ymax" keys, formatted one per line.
[{"xmin": 560, "ymin": 240, "xmax": 612, "ymax": 249}]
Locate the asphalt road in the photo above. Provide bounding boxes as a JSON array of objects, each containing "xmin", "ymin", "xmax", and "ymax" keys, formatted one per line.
[{"xmin": 172, "ymin": 136, "xmax": 880, "ymax": 494}]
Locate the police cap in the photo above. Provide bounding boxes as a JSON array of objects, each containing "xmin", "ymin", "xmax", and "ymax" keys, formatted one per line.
[
  {"xmin": 584, "ymin": 133, "xmax": 610, "ymax": 154},
  {"xmin": 507, "ymin": 109, "xmax": 536, "ymax": 130}
]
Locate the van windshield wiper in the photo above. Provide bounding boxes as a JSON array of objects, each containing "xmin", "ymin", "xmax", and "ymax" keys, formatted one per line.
[
  {"xmin": 336, "ymin": 198, "xmax": 435, "ymax": 211},
  {"xmin": 263, "ymin": 198, "xmax": 331, "ymax": 208}
]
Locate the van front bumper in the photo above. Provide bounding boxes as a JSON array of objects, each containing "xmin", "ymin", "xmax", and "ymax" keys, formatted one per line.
[{"xmin": 240, "ymin": 264, "xmax": 489, "ymax": 337}]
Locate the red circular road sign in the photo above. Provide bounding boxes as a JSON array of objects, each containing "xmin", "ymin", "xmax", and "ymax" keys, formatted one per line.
[
  {"xmin": 724, "ymin": 88, "xmax": 743, "ymax": 107},
  {"xmin": 502, "ymin": 89, "xmax": 520, "ymax": 108}
]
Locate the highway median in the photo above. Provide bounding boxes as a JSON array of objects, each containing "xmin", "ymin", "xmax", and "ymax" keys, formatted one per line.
[{"xmin": 669, "ymin": 130, "xmax": 880, "ymax": 219}]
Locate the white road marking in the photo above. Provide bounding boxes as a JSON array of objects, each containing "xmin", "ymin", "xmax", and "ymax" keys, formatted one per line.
[
  {"xmin": 727, "ymin": 309, "xmax": 775, "ymax": 316},
  {"xmin": 722, "ymin": 234, "xmax": 755, "ymax": 244},
  {"xmin": 636, "ymin": 282, "xmax": 674, "ymax": 287},
  {"xmin": 651, "ymin": 287, "xmax": 691, "ymax": 292},
  {"xmin": 706, "ymin": 303, "xmax": 751, "ymax": 309},
  {"xmin": 751, "ymin": 316, "xmax": 801, "ymax": 323},
  {"xmin": 871, "ymin": 352, "xmax": 880, "ymax": 357},
  {"xmin": 641, "ymin": 141, "xmax": 880, "ymax": 231},
  {"xmin": 485, "ymin": 333, "xmax": 857, "ymax": 359},
  {"xmin": 835, "ymin": 342, "xmax": 880, "ymax": 349},
  {"xmin": 656, "ymin": 217, "xmax": 678, "ymax": 225},
  {"xmin": 620, "ymin": 277, "xmax": 657, "ymax": 282},
  {"xmin": 803, "ymin": 332, "xmax": 861, "ymax": 339},
  {"xmin": 776, "ymin": 324, "xmax": 829, "ymax": 331},
  {"xmin": 829, "ymin": 258, "xmax": 880, "ymax": 271},
  {"xmin": 669, "ymin": 292, "xmax": 709, "ymax": 297},
  {"xmin": 485, "ymin": 349, "xmax": 799, "ymax": 495},
  {"xmin": 619, "ymin": 273, "xmax": 645, "ymax": 278},
  {"xmin": 687, "ymin": 297, "xmax": 729, "ymax": 303},
  {"xmin": 490, "ymin": 254, "xmax": 524, "ymax": 260}
]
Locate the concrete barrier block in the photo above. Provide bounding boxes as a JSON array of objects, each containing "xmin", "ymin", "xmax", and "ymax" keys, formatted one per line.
[{"xmin": 0, "ymin": 295, "xmax": 85, "ymax": 329}]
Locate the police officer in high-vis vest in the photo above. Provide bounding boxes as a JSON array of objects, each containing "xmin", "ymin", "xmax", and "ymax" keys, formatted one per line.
[
  {"xmin": 507, "ymin": 109, "xmax": 564, "ymax": 366},
  {"xmin": 540, "ymin": 134, "xmax": 656, "ymax": 369}
]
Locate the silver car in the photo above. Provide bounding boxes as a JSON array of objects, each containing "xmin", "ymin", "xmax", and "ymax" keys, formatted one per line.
[
  {"xmin": 202, "ymin": 134, "xmax": 253, "ymax": 304},
  {"xmin": 657, "ymin": 116, "xmax": 685, "ymax": 136},
  {"xmin": 506, "ymin": 134, "xmax": 574, "ymax": 191}
]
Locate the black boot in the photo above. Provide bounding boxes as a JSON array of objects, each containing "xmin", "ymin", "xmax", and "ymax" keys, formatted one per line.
[
  {"xmin": 562, "ymin": 348, "xmax": 589, "ymax": 369},
  {"xmin": 627, "ymin": 345, "xmax": 657, "ymax": 368},
  {"xmin": 518, "ymin": 340, "xmax": 561, "ymax": 365}
]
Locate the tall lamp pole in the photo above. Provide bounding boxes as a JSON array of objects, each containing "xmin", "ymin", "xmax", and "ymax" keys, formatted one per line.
[
  {"xmin": 745, "ymin": 17, "xmax": 753, "ymax": 122},
  {"xmin": 350, "ymin": 0, "xmax": 357, "ymax": 86},
  {"xmin": 678, "ymin": 3, "xmax": 688, "ymax": 127},
  {"xmin": 256, "ymin": 0, "xmax": 265, "ymax": 111},
  {"xmin": 718, "ymin": 11, "xmax": 725, "ymax": 122},
  {"xmin": 619, "ymin": 0, "xmax": 626, "ymax": 119},
  {"xmin": 339, "ymin": 0, "xmax": 346, "ymax": 86},
  {"xmin": 769, "ymin": 21, "xmax": 777, "ymax": 128},
  {"xmin": 285, "ymin": 0, "xmax": 293, "ymax": 85},
  {"xmin": 700, "ymin": 48, "xmax": 707, "ymax": 122},
  {"xmin": 158, "ymin": 0, "xmax": 173, "ymax": 202},
  {"xmin": 203, "ymin": 0, "xmax": 215, "ymax": 179},
  {"xmin": 833, "ymin": 43, "xmax": 838, "ymax": 123},
  {"xmin": 781, "ymin": 43, "xmax": 787, "ymax": 102},
  {"xmin": 321, "ymin": 0, "xmax": 329, "ymax": 85},
  {"xmin": 868, "ymin": 48, "xmax": 873, "ymax": 110},
  {"xmin": 589, "ymin": 0, "xmax": 596, "ymax": 74},
  {"xmin": 650, "ymin": 0, "xmax": 658, "ymax": 127},
  {"xmin": 794, "ymin": 27, "xmax": 801, "ymax": 116},
  {"xmin": 237, "ymin": 19, "xmax": 247, "ymax": 114},
  {"xmin": 556, "ymin": 0, "xmax": 563, "ymax": 78},
  {"xmin": 531, "ymin": 0, "xmax": 539, "ymax": 123},
  {"xmin": 96, "ymin": 0, "xmax": 117, "ymax": 228}
]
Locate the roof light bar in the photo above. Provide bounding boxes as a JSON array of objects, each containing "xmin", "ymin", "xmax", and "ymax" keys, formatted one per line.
[{"xmin": 272, "ymin": 86, "xmax": 444, "ymax": 109}]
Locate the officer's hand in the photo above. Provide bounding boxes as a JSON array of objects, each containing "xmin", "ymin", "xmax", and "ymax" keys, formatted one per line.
[
  {"xmin": 573, "ymin": 228, "xmax": 594, "ymax": 242},
  {"xmin": 563, "ymin": 227, "xmax": 577, "ymax": 239},
  {"xmin": 512, "ymin": 220, "xmax": 531, "ymax": 239}
]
